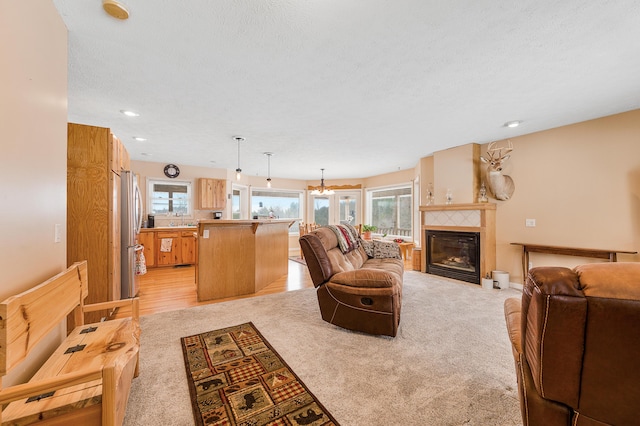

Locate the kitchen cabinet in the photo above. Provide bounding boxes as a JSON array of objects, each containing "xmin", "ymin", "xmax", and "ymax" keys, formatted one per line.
[
  {"xmin": 156, "ymin": 231, "xmax": 181, "ymax": 266},
  {"xmin": 181, "ymin": 231, "xmax": 198, "ymax": 264},
  {"xmin": 137, "ymin": 231, "xmax": 155, "ymax": 268},
  {"xmin": 197, "ymin": 178, "xmax": 227, "ymax": 210},
  {"xmin": 152, "ymin": 229, "xmax": 198, "ymax": 267},
  {"xmin": 67, "ymin": 123, "xmax": 129, "ymax": 324}
]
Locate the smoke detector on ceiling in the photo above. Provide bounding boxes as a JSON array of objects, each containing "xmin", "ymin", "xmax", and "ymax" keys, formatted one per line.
[{"xmin": 103, "ymin": 0, "xmax": 130, "ymax": 20}]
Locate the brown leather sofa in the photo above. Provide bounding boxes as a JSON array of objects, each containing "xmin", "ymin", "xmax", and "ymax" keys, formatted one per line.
[
  {"xmin": 299, "ymin": 226, "xmax": 403, "ymax": 337},
  {"xmin": 504, "ymin": 262, "xmax": 640, "ymax": 426}
]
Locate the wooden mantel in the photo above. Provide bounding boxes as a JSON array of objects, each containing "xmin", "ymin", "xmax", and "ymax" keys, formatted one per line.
[{"xmin": 420, "ymin": 203, "xmax": 496, "ymax": 281}]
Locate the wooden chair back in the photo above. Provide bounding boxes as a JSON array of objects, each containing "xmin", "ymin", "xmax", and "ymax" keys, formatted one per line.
[{"xmin": 0, "ymin": 261, "xmax": 88, "ymax": 376}]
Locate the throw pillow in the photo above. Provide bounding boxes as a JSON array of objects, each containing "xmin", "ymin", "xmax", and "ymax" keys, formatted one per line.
[
  {"xmin": 373, "ymin": 240, "xmax": 402, "ymax": 259},
  {"xmin": 360, "ymin": 239, "xmax": 374, "ymax": 258}
]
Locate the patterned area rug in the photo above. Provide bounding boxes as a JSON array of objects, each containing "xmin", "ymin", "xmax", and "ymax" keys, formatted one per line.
[{"xmin": 181, "ymin": 322, "xmax": 338, "ymax": 426}]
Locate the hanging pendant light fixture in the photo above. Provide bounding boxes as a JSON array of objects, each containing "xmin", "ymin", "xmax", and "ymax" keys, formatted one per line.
[
  {"xmin": 233, "ymin": 136, "xmax": 245, "ymax": 180},
  {"xmin": 264, "ymin": 152, "xmax": 273, "ymax": 188},
  {"xmin": 311, "ymin": 168, "xmax": 334, "ymax": 195}
]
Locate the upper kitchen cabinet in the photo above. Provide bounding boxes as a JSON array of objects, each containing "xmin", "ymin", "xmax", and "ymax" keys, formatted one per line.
[
  {"xmin": 67, "ymin": 123, "xmax": 129, "ymax": 324},
  {"xmin": 197, "ymin": 178, "xmax": 226, "ymax": 210}
]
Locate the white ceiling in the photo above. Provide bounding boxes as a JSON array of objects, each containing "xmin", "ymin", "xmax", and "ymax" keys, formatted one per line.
[{"xmin": 52, "ymin": 0, "xmax": 640, "ymax": 180}]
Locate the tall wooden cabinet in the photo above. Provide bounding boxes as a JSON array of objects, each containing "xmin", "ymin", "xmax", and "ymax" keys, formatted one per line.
[{"xmin": 67, "ymin": 123, "xmax": 129, "ymax": 323}]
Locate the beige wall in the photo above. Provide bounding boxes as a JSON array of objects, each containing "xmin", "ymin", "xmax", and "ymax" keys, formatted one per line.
[
  {"xmin": 418, "ymin": 156, "xmax": 435, "ymax": 204},
  {"xmin": 137, "ymin": 114, "xmax": 640, "ymax": 285},
  {"xmin": 434, "ymin": 143, "xmax": 480, "ymax": 204},
  {"xmin": 132, "ymin": 160, "xmax": 230, "ymax": 224},
  {"xmin": 133, "ymin": 161, "xmax": 416, "ymax": 217},
  {"xmin": 0, "ymin": 1, "xmax": 68, "ymax": 385},
  {"xmin": 131, "ymin": 160, "xmax": 420, "ymax": 253},
  {"xmin": 490, "ymin": 110, "xmax": 640, "ymax": 283}
]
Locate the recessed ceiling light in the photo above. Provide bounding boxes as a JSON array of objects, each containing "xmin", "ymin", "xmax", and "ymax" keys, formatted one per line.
[
  {"xmin": 121, "ymin": 110, "xmax": 139, "ymax": 117},
  {"xmin": 133, "ymin": 136, "xmax": 147, "ymax": 142},
  {"xmin": 504, "ymin": 120, "xmax": 522, "ymax": 128}
]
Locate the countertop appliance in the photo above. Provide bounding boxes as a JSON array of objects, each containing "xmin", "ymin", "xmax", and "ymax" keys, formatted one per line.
[
  {"xmin": 213, "ymin": 211, "xmax": 222, "ymax": 219},
  {"xmin": 121, "ymin": 170, "xmax": 143, "ymax": 298}
]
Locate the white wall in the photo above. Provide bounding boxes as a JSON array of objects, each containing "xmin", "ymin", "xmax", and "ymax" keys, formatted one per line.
[{"xmin": 0, "ymin": 1, "xmax": 68, "ymax": 385}]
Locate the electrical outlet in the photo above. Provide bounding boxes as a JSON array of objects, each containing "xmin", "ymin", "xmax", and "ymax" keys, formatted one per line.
[
  {"xmin": 203, "ymin": 230, "xmax": 209, "ymax": 239},
  {"xmin": 525, "ymin": 218, "xmax": 536, "ymax": 227}
]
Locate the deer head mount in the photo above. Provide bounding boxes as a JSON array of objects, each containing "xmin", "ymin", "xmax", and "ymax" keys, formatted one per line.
[{"xmin": 480, "ymin": 140, "xmax": 515, "ymax": 201}]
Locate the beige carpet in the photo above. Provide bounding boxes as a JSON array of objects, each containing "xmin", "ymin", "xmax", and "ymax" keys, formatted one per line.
[{"xmin": 123, "ymin": 271, "xmax": 523, "ymax": 425}]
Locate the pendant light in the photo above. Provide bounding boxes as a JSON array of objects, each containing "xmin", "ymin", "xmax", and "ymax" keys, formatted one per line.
[
  {"xmin": 311, "ymin": 168, "xmax": 334, "ymax": 195},
  {"xmin": 233, "ymin": 136, "xmax": 245, "ymax": 180},
  {"xmin": 264, "ymin": 152, "xmax": 273, "ymax": 188}
]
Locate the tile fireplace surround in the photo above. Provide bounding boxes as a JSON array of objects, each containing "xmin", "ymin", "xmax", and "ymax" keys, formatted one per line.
[{"xmin": 420, "ymin": 203, "xmax": 496, "ymax": 282}]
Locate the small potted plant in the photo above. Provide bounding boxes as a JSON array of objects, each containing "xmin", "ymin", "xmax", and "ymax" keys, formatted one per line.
[{"xmin": 361, "ymin": 224, "xmax": 377, "ymax": 240}]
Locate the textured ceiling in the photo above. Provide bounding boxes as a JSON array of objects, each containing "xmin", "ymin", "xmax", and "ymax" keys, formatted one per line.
[{"xmin": 52, "ymin": 0, "xmax": 640, "ymax": 180}]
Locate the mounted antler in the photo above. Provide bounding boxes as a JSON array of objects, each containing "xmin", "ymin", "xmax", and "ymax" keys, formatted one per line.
[
  {"xmin": 484, "ymin": 140, "xmax": 513, "ymax": 167},
  {"xmin": 480, "ymin": 140, "xmax": 515, "ymax": 200}
]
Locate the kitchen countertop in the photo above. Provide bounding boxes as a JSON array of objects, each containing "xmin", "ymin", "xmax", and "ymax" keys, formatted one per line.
[
  {"xmin": 140, "ymin": 226, "xmax": 197, "ymax": 232},
  {"xmin": 198, "ymin": 219, "xmax": 296, "ymax": 225}
]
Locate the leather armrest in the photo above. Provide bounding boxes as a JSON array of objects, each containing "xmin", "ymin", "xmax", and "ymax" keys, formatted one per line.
[
  {"xmin": 504, "ymin": 297, "xmax": 522, "ymax": 355},
  {"xmin": 331, "ymin": 269, "xmax": 399, "ymax": 288}
]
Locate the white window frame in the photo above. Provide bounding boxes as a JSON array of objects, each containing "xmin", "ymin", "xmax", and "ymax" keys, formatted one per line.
[
  {"xmin": 365, "ymin": 183, "xmax": 413, "ymax": 240},
  {"xmin": 231, "ymin": 183, "xmax": 249, "ymax": 220},
  {"xmin": 307, "ymin": 190, "xmax": 361, "ymax": 227},
  {"xmin": 250, "ymin": 187, "xmax": 305, "ymax": 234},
  {"xmin": 146, "ymin": 178, "xmax": 193, "ymax": 218}
]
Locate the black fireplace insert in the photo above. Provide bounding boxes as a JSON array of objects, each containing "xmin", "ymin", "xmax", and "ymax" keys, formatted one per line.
[{"xmin": 426, "ymin": 230, "xmax": 480, "ymax": 284}]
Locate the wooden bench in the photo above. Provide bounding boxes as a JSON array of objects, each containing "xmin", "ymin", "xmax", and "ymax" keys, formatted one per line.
[{"xmin": 0, "ymin": 261, "xmax": 140, "ymax": 425}]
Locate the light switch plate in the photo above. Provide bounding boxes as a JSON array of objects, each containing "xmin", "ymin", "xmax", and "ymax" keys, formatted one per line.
[
  {"xmin": 203, "ymin": 229, "xmax": 209, "ymax": 239},
  {"xmin": 525, "ymin": 219, "xmax": 536, "ymax": 227},
  {"xmin": 54, "ymin": 224, "xmax": 62, "ymax": 243}
]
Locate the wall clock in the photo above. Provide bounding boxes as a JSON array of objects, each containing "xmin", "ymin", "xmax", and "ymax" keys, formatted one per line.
[{"xmin": 164, "ymin": 164, "xmax": 180, "ymax": 178}]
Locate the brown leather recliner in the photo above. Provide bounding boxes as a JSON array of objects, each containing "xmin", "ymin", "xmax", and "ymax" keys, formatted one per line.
[
  {"xmin": 299, "ymin": 226, "xmax": 403, "ymax": 337},
  {"xmin": 504, "ymin": 262, "xmax": 640, "ymax": 426}
]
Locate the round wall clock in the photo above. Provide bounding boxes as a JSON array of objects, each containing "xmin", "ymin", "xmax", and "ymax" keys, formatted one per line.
[{"xmin": 164, "ymin": 164, "xmax": 180, "ymax": 178}]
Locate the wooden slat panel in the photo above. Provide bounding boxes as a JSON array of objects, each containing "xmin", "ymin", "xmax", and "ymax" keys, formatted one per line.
[{"xmin": 0, "ymin": 262, "xmax": 87, "ymax": 375}]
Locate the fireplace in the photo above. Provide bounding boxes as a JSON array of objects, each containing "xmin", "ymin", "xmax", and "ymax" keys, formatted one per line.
[{"xmin": 426, "ymin": 230, "xmax": 480, "ymax": 284}]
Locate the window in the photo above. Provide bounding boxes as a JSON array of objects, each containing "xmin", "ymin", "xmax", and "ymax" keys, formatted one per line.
[
  {"xmin": 232, "ymin": 184, "xmax": 249, "ymax": 220},
  {"xmin": 147, "ymin": 179, "xmax": 192, "ymax": 217},
  {"xmin": 366, "ymin": 185, "xmax": 412, "ymax": 238},
  {"xmin": 250, "ymin": 189, "xmax": 303, "ymax": 233},
  {"xmin": 308, "ymin": 191, "xmax": 361, "ymax": 227},
  {"xmin": 232, "ymin": 188, "xmax": 241, "ymax": 219}
]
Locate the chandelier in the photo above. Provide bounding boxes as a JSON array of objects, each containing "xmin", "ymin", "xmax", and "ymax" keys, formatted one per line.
[{"xmin": 311, "ymin": 168, "xmax": 334, "ymax": 195}]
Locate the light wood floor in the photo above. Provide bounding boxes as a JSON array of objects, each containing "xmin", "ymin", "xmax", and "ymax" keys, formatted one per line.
[
  {"xmin": 115, "ymin": 259, "xmax": 315, "ymax": 318},
  {"xmin": 115, "ymin": 257, "xmax": 413, "ymax": 319}
]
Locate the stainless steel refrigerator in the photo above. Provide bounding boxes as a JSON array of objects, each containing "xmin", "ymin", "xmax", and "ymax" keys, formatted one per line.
[{"xmin": 121, "ymin": 170, "xmax": 143, "ymax": 298}]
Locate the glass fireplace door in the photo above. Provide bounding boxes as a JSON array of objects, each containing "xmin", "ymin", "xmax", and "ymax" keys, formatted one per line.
[{"xmin": 426, "ymin": 230, "xmax": 480, "ymax": 284}]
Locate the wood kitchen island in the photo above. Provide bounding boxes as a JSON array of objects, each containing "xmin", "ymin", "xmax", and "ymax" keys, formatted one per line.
[{"xmin": 196, "ymin": 219, "xmax": 295, "ymax": 301}]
